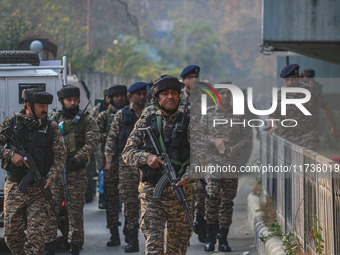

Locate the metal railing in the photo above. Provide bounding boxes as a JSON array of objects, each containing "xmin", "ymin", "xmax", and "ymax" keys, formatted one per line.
[{"xmin": 260, "ymin": 132, "xmax": 338, "ymax": 255}]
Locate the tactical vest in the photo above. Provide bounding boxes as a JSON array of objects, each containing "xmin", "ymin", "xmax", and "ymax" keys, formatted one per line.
[
  {"xmin": 140, "ymin": 112, "xmax": 190, "ymax": 185},
  {"xmin": 105, "ymin": 109, "xmax": 116, "ymax": 134},
  {"xmin": 53, "ymin": 112, "xmax": 87, "ymax": 169},
  {"xmin": 100, "ymin": 109, "xmax": 116, "ymax": 154},
  {"xmin": 118, "ymin": 106, "xmax": 139, "ymax": 153},
  {"xmin": 5, "ymin": 118, "xmax": 54, "ymax": 183}
]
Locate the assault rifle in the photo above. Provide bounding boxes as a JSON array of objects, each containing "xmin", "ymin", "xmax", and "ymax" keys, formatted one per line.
[
  {"xmin": 0, "ymin": 127, "xmax": 63, "ymax": 222},
  {"xmin": 139, "ymin": 126, "xmax": 194, "ymax": 230},
  {"xmin": 60, "ymin": 99, "xmax": 91, "ymax": 207}
]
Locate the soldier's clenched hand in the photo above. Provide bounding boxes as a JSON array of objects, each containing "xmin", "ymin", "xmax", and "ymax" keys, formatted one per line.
[
  {"xmin": 269, "ymin": 126, "xmax": 279, "ymax": 135},
  {"xmin": 227, "ymin": 146, "xmax": 236, "ymax": 158},
  {"xmin": 147, "ymin": 154, "xmax": 166, "ymax": 169},
  {"xmin": 215, "ymin": 138, "xmax": 228, "ymax": 154},
  {"xmin": 175, "ymin": 177, "xmax": 187, "ymax": 195},
  {"xmin": 11, "ymin": 153, "xmax": 29, "ymax": 168},
  {"xmin": 44, "ymin": 178, "xmax": 52, "ymax": 190}
]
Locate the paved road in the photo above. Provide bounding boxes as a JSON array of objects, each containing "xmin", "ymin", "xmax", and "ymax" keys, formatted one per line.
[{"xmin": 0, "ymin": 173, "xmax": 257, "ymax": 254}]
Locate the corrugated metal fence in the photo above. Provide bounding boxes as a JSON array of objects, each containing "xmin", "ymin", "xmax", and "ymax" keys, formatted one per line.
[
  {"xmin": 76, "ymin": 71, "xmax": 135, "ymax": 103},
  {"xmin": 260, "ymin": 132, "xmax": 339, "ymax": 254}
]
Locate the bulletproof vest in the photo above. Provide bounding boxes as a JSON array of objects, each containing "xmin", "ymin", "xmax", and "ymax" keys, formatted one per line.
[
  {"xmin": 53, "ymin": 112, "xmax": 87, "ymax": 161},
  {"xmin": 140, "ymin": 112, "xmax": 190, "ymax": 185},
  {"xmin": 105, "ymin": 109, "xmax": 116, "ymax": 134},
  {"xmin": 100, "ymin": 109, "xmax": 117, "ymax": 155},
  {"xmin": 5, "ymin": 118, "xmax": 54, "ymax": 183},
  {"xmin": 118, "ymin": 106, "xmax": 139, "ymax": 153}
]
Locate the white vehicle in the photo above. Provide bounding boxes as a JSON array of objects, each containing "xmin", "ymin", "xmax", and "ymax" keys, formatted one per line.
[{"xmin": 0, "ymin": 51, "xmax": 66, "ymax": 226}]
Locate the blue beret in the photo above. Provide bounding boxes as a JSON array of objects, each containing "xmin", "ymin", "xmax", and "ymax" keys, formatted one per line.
[
  {"xmin": 180, "ymin": 65, "xmax": 200, "ymax": 78},
  {"xmin": 280, "ymin": 64, "xmax": 300, "ymax": 78},
  {"xmin": 128, "ymin": 82, "xmax": 148, "ymax": 93}
]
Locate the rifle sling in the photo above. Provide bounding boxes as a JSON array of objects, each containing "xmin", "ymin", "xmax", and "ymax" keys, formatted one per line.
[{"xmin": 155, "ymin": 115, "xmax": 189, "ymax": 176}]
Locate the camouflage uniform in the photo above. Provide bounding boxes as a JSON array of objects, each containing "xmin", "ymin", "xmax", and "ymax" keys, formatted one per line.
[
  {"xmin": 96, "ymin": 104, "xmax": 120, "ymax": 230},
  {"xmin": 0, "ymin": 110, "xmax": 66, "ymax": 255},
  {"xmin": 141, "ymin": 102, "xmax": 159, "ymax": 117},
  {"xmin": 89, "ymin": 103, "xmax": 101, "ymax": 119},
  {"xmin": 45, "ymin": 112, "xmax": 99, "ymax": 247},
  {"xmin": 105, "ymin": 104, "xmax": 143, "ymax": 234},
  {"xmin": 122, "ymin": 110, "xmax": 195, "ymax": 254},
  {"xmin": 203, "ymin": 106, "xmax": 251, "ymax": 226},
  {"xmin": 270, "ymin": 82, "xmax": 328, "ymax": 150},
  {"xmin": 90, "ymin": 102, "xmax": 106, "ymax": 173},
  {"xmin": 178, "ymin": 89, "xmax": 190, "ymax": 113},
  {"xmin": 180, "ymin": 89, "xmax": 206, "ymax": 239},
  {"xmin": 202, "ymin": 106, "xmax": 252, "ymax": 251}
]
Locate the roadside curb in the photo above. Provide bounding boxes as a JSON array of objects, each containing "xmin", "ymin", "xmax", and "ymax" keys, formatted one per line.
[{"xmin": 248, "ymin": 193, "xmax": 285, "ymax": 255}]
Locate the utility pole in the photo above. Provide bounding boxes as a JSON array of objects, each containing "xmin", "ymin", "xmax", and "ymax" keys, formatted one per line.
[
  {"xmin": 87, "ymin": 0, "xmax": 92, "ymax": 54},
  {"xmin": 183, "ymin": 0, "xmax": 188, "ymax": 54}
]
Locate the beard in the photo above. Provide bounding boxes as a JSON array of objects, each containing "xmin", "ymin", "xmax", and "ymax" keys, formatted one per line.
[{"xmin": 61, "ymin": 105, "xmax": 80, "ymax": 118}]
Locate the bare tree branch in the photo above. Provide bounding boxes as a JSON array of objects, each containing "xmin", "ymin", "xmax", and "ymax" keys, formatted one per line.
[{"xmin": 114, "ymin": 0, "xmax": 140, "ymax": 38}]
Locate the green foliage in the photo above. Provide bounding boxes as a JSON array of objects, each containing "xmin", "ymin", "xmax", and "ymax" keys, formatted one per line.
[
  {"xmin": 0, "ymin": 0, "xmax": 88, "ymax": 71},
  {"xmin": 260, "ymin": 220, "xmax": 282, "ymax": 243},
  {"xmin": 0, "ymin": 0, "xmax": 276, "ymax": 80},
  {"xmin": 156, "ymin": 19, "xmax": 223, "ymax": 81},
  {"xmin": 282, "ymin": 233, "xmax": 298, "ymax": 255},
  {"xmin": 260, "ymin": 220, "xmax": 299, "ymax": 255},
  {"xmin": 98, "ymin": 36, "xmax": 149, "ymax": 79},
  {"xmin": 312, "ymin": 215, "xmax": 325, "ymax": 255},
  {"xmin": 0, "ymin": 17, "xmax": 34, "ymax": 50}
]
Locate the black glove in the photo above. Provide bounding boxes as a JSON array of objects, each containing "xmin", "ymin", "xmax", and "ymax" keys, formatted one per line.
[{"xmin": 66, "ymin": 157, "xmax": 76, "ymax": 171}]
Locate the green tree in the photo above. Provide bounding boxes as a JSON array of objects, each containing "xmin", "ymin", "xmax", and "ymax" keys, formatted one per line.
[
  {"xmin": 156, "ymin": 20, "xmax": 224, "ymax": 81},
  {"xmin": 0, "ymin": 17, "xmax": 34, "ymax": 50},
  {"xmin": 98, "ymin": 36, "xmax": 149, "ymax": 80}
]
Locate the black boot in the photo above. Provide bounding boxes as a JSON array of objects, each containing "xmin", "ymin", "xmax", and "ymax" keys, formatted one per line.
[
  {"xmin": 218, "ymin": 228, "xmax": 232, "ymax": 252},
  {"xmin": 107, "ymin": 226, "xmax": 121, "ymax": 246},
  {"xmin": 194, "ymin": 215, "xmax": 207, "ymax": 243},
  {"xmin": 44, "ymin": 241, "xmax": 56, "ymax": 255},
  {"xmin": 125, "ymin": 230, "xmax": 139, "ymax": 253},
  {"xmin": 123, "ymin": 216, "xmax": 128, "ymax": 244},
  {"xmin": 69, "ymin": 244, "xmax": 80, "ymax": 255},
  {"xmin": 204, "ymin": 224, "xmax": 218, "ymax": 252},
  {"xmin": 98, "ymin": 193, "xmax": 106, "ymax": 209}
]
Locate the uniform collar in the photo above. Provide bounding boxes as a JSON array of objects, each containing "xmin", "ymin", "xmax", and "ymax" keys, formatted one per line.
[{"xmin": 156, "ymin": 109, "xmax": 180, "ymax": 120}]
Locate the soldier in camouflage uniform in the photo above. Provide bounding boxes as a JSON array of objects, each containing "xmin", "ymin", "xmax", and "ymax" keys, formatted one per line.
[
  {"xmin": 90, "ymin": 88, "xmax": 110, "ymax": 191},
  {"xmin": 105, "ymin": 82, "xmax": 148, "ymax": 252},
  {"xmin": 89, "ymin": 88, "xmax": 110, "ymax": 118},
  {"xmin": 141, "ymin": 83, "xmax": 159, "ymax": 117},
  {"xmin": 96, "ymin": 86, "xmax": 127, "ymax": 211},
  {"xmin": 45, "ymin": 85, "xmax": 99, "ymax": 255},
  {"xmin": 0, "ymin": 89, "xmax": 66, "ymax": 255},
  {"xmin": 96, "ymin": 85, "xmax": 127, "ymax": 246},
  {"xmin": 269, "ymin": 64, "xmax": 340, "ymax": 149},
  {"xmin": 179, "ymin": 65, "xmax": 200, "ymax": 112},
  {"xmin": 122, "ymin": 75, "xmax": 195, "ymax": 254},
  {"xmin": 202, "ymin": 87, "xmax": 252, "ymax": 252},
  {"xmin": 179, "ymin": 65, "xmax": 208, "ymax": 243}
]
